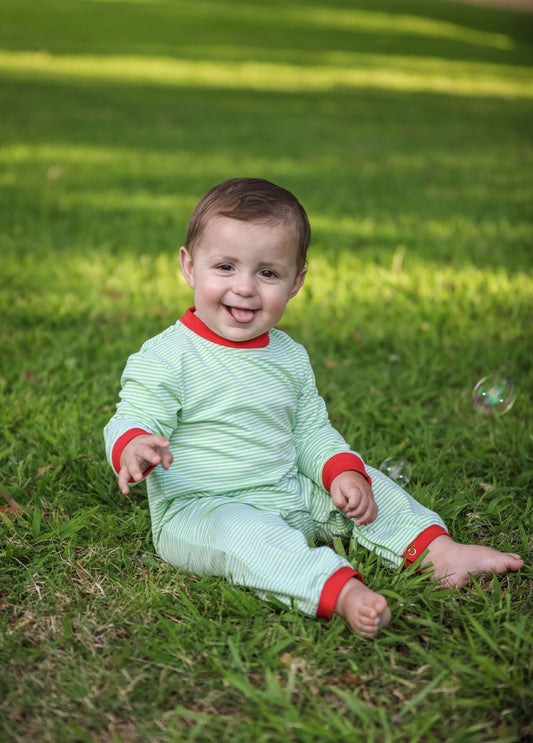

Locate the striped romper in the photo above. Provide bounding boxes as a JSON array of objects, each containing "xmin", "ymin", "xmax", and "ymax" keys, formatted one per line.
[{"xmin": 104, "ymin": 308, "xmax": 448, "ymax": 619}]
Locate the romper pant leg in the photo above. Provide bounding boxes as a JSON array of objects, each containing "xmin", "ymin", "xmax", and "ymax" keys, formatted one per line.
[
  {"xmin": 348, "ymin": 465, "xmax": 447, "ymax": 567},
  {"xmin": 156, "ymin": 497, "xmax": 352, "ymax": 617},
  {"xmin": 304, "ymin": 467, "xmax": 448, "ymax": 568}
]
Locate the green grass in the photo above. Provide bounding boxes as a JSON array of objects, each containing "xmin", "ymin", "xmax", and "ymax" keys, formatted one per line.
[{"xmin": 1, "ymin": 0, "xmax": 532, "ymax": 740}]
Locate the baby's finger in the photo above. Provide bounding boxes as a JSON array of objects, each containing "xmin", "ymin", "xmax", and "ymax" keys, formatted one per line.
[
  {"xmin": 344, "ymin": 489, "xmax": 362, "ymax": 511},
  {"xmin": 345, "ymin": 505, "xmax": 364, "ymax": 520},
  {"xmin": 118, "ymin": 466, "xmax": 132, "ymax": 495},
  {"xmin": 136, "ymin": 444, "xmax": 164, "ymax": 467},
  {"xmin": 131, "ymin": 464, "xmax": 146, "ymax": 482},
  {"xmin": 159, "ymin": 449, "xmax": 174, "ymax": 469},
  {"xmin": 354, "ymin": 500, "xmax": 378, "ymax": 526},
  {"xmin": 150, "ymin": 436, "xmax": 171, "ymax": 450}
]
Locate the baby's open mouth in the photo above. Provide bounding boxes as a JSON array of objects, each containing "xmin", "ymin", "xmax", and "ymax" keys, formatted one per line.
[{"xmin": 225, "ymin": 305, "xmax": 257, "ymax": 323}]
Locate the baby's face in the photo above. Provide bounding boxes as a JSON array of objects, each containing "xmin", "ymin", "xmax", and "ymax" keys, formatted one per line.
[{"xmin": 179, "ymin": 216, "xmax": 306, "ymax": 342}]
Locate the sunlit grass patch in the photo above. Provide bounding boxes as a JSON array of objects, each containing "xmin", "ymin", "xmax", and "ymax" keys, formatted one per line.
[
  {"xmin": 0, "ymin": 48, "xmax": 532, "ymax": 97},
  {"xmin": 283, "ymin": 6, "xmax": 515, "ymax": 50}
]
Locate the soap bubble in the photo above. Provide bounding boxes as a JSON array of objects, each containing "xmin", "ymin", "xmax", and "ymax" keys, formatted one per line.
[
  {"xmin": 472, "ymin": 374, "xmax": 516, "ymax": 416},
  {"xmin": 379, "ymin": 457, "xmax": 412, "ymax": 487}
]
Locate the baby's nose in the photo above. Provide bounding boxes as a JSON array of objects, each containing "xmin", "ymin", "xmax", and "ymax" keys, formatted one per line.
[{"xmin": 233, "ymin": 272, "xmax": 255, "ymax": 296}]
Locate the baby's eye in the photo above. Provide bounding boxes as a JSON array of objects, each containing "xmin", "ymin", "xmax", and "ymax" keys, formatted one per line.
[
  {"xmin": 260, "ymin": 269, "xmax": 278, "ymax": 279},
  {"xmin": 217, "ymin": 263, "xmax": 233, "ymax": 271}
]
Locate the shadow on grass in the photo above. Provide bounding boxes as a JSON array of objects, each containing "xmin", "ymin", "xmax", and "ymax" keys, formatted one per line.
[
  {"xmin": 2, "ymin": 76, "xmax": 532, "ymax": 273},
  {"xmin": 1, "ymin": 0, "xmax": 533, "ymax": 65}
]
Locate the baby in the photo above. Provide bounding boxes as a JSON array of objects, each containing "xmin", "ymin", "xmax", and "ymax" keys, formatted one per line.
[{"xmin": 104, "ymin": 178, "xmax": 524, "ymax": 637}]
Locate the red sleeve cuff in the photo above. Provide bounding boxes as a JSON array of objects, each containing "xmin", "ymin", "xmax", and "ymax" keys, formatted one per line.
[
  {"xmin": 402, "ymin": 525, "xmax": 450, "ymax": 566},
  {"xmin": 316, "ymin": 566, "xmax": 364, "ymax": 620},
  {"xmin": 322, "ymin": 452, "xmax": 371, "ymax": 492},
  {"xmin": 111, "ymin": 428, "xmax": 152, "ymax": 476}
]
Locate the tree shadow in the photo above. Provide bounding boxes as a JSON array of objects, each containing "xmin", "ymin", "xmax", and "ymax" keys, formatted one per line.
[
  {"xmin": 2, "ymin": 72, "xmax": 531, "ymax": 273},
  {"xmin": 1, "ymin": 0, "xmax": 533, "ymax": 66}
]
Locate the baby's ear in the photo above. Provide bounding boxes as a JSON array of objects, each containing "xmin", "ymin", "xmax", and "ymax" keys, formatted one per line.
[
  {"xmin": 179, "ymin": 246, "xmax": 195, "ymax": 288},
  {"xmin": 290, "ymin": 267, "xmax": 307, "ymax": 298}
]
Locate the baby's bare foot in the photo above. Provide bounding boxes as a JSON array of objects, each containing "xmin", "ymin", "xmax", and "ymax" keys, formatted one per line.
[
  {"xmin": 334, "ymin": 578, "xmax": 391, "ymax": 637},
  {"xmin": 423, "ymin": 535, "xmax": 524, "ymax": 588}
]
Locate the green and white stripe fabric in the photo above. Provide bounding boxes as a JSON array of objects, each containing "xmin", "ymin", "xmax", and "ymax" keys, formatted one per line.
[
  {"xmin": 104, "ymin": 318, "xmax": 360, "ymax": 531},
  {"xmin": 155, "ymin": 466, "xmax": 445, "ymax": 616},
  {"xmin": 104, "ymin": 315, "xmax": 446, "ymax": 616}
]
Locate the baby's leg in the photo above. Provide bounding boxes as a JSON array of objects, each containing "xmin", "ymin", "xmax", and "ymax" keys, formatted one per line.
[
  {"xmin": 421, "ymin": 535, "xmax": 524, "ymax": 588},
  {"xmin": 349, "ymin": 465, "xmax": 449, "ymax": 568},
  {"xmin": 157, "ymin": 499, "xmax": 352, "ymax": 613},
  {"xmin": 351, "ymin": 466, "xmax": 523, "ymax": 586},
  {"xmin": 157, "ymin": 498, "xmax": 391, "ymax": 637}
]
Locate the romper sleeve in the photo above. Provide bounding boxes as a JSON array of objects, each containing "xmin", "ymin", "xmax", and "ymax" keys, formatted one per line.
[
  {"xmin": 292, "ymin": 349, "xmax": 369, "ymax": 491},
  {"xmin": 103, "ymin": 350, "xmax": 182, "ymax": 477}
]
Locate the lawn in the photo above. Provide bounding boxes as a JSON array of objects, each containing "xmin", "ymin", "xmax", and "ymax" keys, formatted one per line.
[{"xmin": 0, "ymin": 0, "xmax": 532, "ymax": 741}]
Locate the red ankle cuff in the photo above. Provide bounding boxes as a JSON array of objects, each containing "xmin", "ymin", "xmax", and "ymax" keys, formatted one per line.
[
  {"xmin": 402, "ymin": 525, "xmax": 450, "ymax": 566},
  {"xmin": 317, "ymin": 566, "xmax": 364, "ymax": 620}
]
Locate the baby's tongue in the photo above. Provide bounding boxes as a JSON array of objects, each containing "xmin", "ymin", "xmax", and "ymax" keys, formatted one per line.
[{"xmin": 231, "ymin": 307, "xmax": 255, "ymax": 323}]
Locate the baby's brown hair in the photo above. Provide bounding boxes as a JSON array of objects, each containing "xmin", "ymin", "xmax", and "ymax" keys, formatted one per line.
[{"xmin": 185, "ymin": 178, "xmax": 311, "ymax": 272}]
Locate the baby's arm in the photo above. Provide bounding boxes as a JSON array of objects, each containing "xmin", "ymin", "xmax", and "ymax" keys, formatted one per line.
[
  {"xmin": 118, "ymin": 434, "xmax": 173, "ymax": 495},
  {"xmin": 330, "ymin": 470, "xmax": 378, "ymax": 526}
]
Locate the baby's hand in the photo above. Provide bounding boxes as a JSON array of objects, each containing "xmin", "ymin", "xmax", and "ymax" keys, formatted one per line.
[
  {"xmin": 330, "ymin": 470, "xmax": 378, "ymax": 526},
  {"xmin": 118, "ymin": 434, "xmax": 173, "ymax": 495}
]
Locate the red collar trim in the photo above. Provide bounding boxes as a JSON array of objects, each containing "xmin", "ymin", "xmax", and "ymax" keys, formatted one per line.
[{"xmin": 179, "ymin": 307, "xmax": 270, "ymax": 349}]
